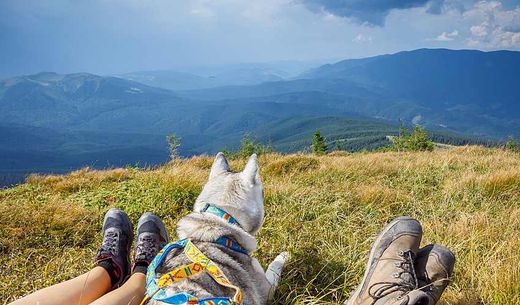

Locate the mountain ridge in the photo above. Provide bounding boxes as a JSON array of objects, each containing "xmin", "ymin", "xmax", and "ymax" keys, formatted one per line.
[
  {"xmin": 178, "ymin": 48, "xmax": 520, "ymax": 138},
  {"xmin": 1, "ymin": 48, "xmax": 518, "ymax": 186}
]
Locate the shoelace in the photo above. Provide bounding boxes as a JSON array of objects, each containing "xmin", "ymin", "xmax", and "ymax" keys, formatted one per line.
[
  {"xmin": 418, "ymin": 277, "xmax": 452, "ymax": 298},
  {"xmin": 136, "ymin": 235, "xmax": 158, "ymax": 262},
  {"xmin": 368, "ymin": 250, "xmax": 418, "ymax": 304},
  {"xmin": 98, "ymin": 231, "xmax": 119, "ymax": 256}
]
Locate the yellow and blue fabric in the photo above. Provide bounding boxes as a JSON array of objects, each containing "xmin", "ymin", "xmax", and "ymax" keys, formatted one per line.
[
  {"xmin": 140, "ymin": 204, "xmax": 248, "ymax": 305},
  {"xmin": 201, "ymin": 204, "xmax": 248, "ymax": 254},
  {"xmin": 141, "ymin": 239, "xmax": 245, "ymax": 305},
  {"xmin": 213, "ymin": 236, "xmax": 248, "ymax": 255},
  {"xmin": 200, "ymin": 203, "xmax": 242, "ymax": 228}
]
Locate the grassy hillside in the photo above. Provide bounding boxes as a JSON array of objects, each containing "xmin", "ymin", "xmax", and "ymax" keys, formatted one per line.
[
  {"xmin": 253, "ymin": 116, "xmax": 499, "ymax": 153},
  {"xmin": 1, "ymin": 147, "xmax": 520, "ymax": 304}
]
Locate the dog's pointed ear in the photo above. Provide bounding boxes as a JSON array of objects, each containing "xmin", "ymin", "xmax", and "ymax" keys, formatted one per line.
[
  {"xmin": 210, "ymin": 152, "xmax": 230, "ymax": 179},
  {"xmin": 241, "ymin": 154, "xmax": 260, "ymax": 185}
]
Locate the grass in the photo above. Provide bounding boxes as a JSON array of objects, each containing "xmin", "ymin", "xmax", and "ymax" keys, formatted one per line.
[{"xmin": 1, "ymin": 147, "xmax": 520, "ymax": 304}]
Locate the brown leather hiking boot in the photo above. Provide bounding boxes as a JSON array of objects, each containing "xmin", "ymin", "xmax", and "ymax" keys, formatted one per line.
[
  {"xmin": 346, "ymin": 217, "xmax": 433, "ymax": 305},
  {"xmin": 415, "ymin": 244, "xmax": 455, "ymax": 303}
]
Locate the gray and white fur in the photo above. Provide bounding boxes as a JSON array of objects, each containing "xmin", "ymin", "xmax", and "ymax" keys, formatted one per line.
[{"xmin": 149, "ymin": 153, "xmax": 288, "ymax": 305}]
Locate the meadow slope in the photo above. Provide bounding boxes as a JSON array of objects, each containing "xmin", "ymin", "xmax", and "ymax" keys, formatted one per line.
[{"xmin": 1, "ymin": 147, "xmax": 520, "ymax": 304}]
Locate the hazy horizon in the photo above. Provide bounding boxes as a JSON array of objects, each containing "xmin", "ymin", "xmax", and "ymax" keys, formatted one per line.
[
  {"xmin": 3, "ymin": 47, "xmax": 518, "ymax": 79},
  {"xmin": 1, "ymin": 0, "xmax": 519, "ymax": 79}
]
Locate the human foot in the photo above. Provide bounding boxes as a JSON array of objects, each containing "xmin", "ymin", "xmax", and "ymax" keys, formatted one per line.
[
  {"xmin": 95, "ymin": 208, "xmax": 133, "ymax": 288},
  {"xmin": 132, "ymin": 212, "xmax": 169, "ymax": 274},
  {"xmin": 346, "ymin": 217, "xmax": 432, "ymax": 305},
  {"xmin": 415, "ymin": 244, "xmax": 455, "ymax": 303}
]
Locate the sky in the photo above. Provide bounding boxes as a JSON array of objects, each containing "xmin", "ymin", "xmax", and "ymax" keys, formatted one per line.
[{"xmin": 0, "ymin": 0, "xmax": 519, "ymax": 78}]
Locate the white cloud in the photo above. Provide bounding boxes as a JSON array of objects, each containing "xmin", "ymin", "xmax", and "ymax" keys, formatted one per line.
[
  {"xmin": 190, "ymin": 7, "xmax": 215, "ymax": 18},
  {"xmin": 464, "ymin": 1, "xmax": 520, "ymax": 49},
  {"xmin": 1, "ymin": 0, "xmax": 520, "ymax": 78},
  {"xmin": 353, "ymin": 33, "xmax": 373, "ymax": 43},
  {"xmin": 470, "ymin": 24, "xmax": 488, "ymax": 36},
  {"xmin": 434, "ymin": 30, "xmax": 460, "ymax": 40}
]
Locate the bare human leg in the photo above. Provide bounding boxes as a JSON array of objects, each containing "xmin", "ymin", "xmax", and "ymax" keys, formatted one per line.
[
  {"xmin": 89, "ymin": 273, "xmax": 146, "ymax": 305},
  {"xmin": 9, "ymin": 210, "xmax": 168, "ymax": 305},
  {"xmin": 9, "ymin": 266, "xmax": 111, "ymax": 305}
]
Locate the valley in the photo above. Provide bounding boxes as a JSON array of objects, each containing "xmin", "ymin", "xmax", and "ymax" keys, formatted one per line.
[{"xmin": 1, "ymin": 49, "xmax": 518, "ymax": 186}]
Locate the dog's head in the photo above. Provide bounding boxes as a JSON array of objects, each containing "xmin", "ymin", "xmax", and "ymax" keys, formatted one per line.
[{"xmin": 193, "ymin": 152, "xmax": 264, "ymax": 235}]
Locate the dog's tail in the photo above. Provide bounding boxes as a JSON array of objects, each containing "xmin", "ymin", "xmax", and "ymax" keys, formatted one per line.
[{"xmin": 266, "ymin": 252, "xmax": 290, "ymax": 301}]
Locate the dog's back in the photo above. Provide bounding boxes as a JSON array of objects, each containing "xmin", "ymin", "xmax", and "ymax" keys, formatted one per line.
[
  {"xmin": 152, "ymin": 239, "xmax": 270, "ymax": 305},
  {"xmin": 147, "ymin": 153, "xmax": 285, "ymax": 305}
]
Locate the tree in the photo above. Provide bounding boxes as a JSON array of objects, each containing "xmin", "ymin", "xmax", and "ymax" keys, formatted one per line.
[
  {"xmin": 223, "ymin": 133, "xmax": 273, "ymax": 159},
  {"xmin": 166, "ymin": 134, "xmax": 182, "ymax": 160},
  {"xmin": 312, "ymin": 129, "xmax": 327, "ymax": 155},
  {"xmin": 334, "ymin": 139, "xmax": 342, "ymax": 151},
  {"xmin": 505, "ymin": 136, "xmax": 520, "ymax": 152},
  {"xmin": 398, "ymin": 119, "xmax": 407, "ymax": 139},
  {"xmin": 393, "ymin": 125, "xmax": 434, "ymax": 152},
  {"xmin": 409, "ymin": 125, "xmax": 434, "ymax": 151}
]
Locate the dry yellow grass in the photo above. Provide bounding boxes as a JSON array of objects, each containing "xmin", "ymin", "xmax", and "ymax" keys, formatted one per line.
[{"xmin": 1, "ymin": 147, "xmax": 520, "ymax": 304}]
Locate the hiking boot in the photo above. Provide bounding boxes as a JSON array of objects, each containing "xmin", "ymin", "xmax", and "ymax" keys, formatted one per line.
[
  {"xmin": 415, "ymin": 244, "xmax": 455, "ymax": 303},
  {"xmin": 346, "ymin": 217, "xmax": 432, "ymax": 305},
  {"xmin": 132, "ymin": 212, "xmax": 169, "ymax": 273},
  {"xmin": 95, "ymin": 208, "xmax": 133, "ymax": 288}
]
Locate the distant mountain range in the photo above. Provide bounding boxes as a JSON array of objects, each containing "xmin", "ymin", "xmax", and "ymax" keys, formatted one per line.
[
  {"xmin": 117, "ymin": 61, "xmax": 322, "ymax": 91},
  {"xmin": 179, "ymin": 49, "xmax": 520, "ymax": 138},
  {"xmin": 1, "ymin": 49, "xmax": 517, "ymax": 186}
]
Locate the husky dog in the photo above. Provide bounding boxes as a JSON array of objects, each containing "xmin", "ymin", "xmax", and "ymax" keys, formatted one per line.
[{"xmin": 149, "ymin": 153, "xmax": 288, "ymax": 305}]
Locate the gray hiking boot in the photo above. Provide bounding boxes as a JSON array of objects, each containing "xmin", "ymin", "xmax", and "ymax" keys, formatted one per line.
[
  {"xmin": 346, "ymin": 217, "xmax": 433, "ymax": 305},
  {"xmin": 95, "ymin": 208, "xmax": 133, "ymax": 288},
  {"xmin": 132, "ymin": 212, "xmax": 169, "ymax": 273},
  {"xmin": 415, "ymin": 244, "xmax": 455, "ymax": 303}
]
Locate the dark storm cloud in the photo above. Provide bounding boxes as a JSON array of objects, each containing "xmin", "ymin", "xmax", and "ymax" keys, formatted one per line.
[{"xmin": 301, "ymin": 0, "xmax": 431, "ymax": 25}]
